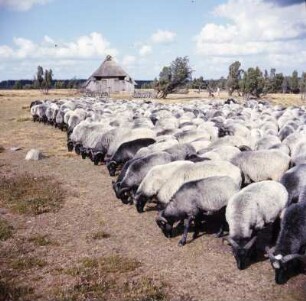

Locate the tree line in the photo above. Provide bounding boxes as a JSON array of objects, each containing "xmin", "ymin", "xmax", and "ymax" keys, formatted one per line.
[{"xmin": 147, "ymin": 58, "xmax": 306, "ymax": 99}]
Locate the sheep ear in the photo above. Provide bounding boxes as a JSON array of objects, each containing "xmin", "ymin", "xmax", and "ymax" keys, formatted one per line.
[
  {"xmin": 265, "ymin": 246, "xmax": 275, "ymax": 259},
  {"xmin": 156, "ymin": 212, "xmax": 167, "ymax": 224},
  {"xmin": 244, "ymin": 236, "xmax": 257, "ymax": 250}
]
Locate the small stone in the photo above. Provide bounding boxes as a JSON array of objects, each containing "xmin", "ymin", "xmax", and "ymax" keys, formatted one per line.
[
  {"xmin": 25, "ymin": 149, "xmax": 43, "ymax": 161},
  {"xmin": 10, "ymin": 146, "xmax": 22, "ymax": 151}
]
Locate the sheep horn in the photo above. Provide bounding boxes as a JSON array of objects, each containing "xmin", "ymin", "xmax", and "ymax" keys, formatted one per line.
[
  {"xmin": 282, "ymin": 253, "xmax": 306, "ymax": 263},
  {"xmin": 118, "ymin": 187, "xmax": 130, "ymax": 195},
  {"xmin": 156, "ymin": 212, "xmax": 167, "ymax": 224},
  {"xmin": 244, "ymin": 236, "xmax": 257, "ymax": 250},
  {"xmin": 226, "ymin": 237, "xmax": 239, "ymax": 249}
]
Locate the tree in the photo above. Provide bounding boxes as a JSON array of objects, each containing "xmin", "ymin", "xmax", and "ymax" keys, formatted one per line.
[
  {"xmin": 154, "ymin": 56, "xmax": 193, "ymax": 98},
  {"xmin": 299, "ymin": 72, "xmax": 306, "ymax": 100},
  {"xmin": 290, "ymin": 70, "xmax": 299, "ymax": 93},
  {"xmin": 239, "ymin": 67, "xmax": 265, "ymax": 98},
  {"xmin": 42, "ymin": 69, "xmax": 53, "ymax": 94},
  {"xmin": 36, "ymin": 66, "xmax": 44, "ymax": 90},
  {"xmin": 226, "ymin": 61, "xmax": 243, "ymax": 96},
  {"xmin": 13, "ymin": 80, "xmax": 23, "ymax": 89},
  {"xmin": 282, "ymin": 77, "xmax": 290, "ymax": 93}
]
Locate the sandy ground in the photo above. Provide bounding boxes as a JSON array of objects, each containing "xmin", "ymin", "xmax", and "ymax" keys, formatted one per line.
[{"xmin": 0, "ymin": 89, "xmax": 306, "ymax": 300}]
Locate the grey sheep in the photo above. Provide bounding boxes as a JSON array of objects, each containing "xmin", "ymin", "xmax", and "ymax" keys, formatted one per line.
[
  {"xmin": 226, "ymin": 181, "xmax": 288, "ymax": 270},
  {"xmin": 156, "ymin": 176, "xmax": 239, "ymax": 246}
]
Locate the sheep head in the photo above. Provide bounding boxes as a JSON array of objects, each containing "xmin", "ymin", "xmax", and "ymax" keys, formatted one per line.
[
  {"xmin": 266, "ymin": 247, "xmax": 306, "ymax": 284},
  {"xmin": 227, "ymin": 236, "xmax": 257, "ymax": 270}
]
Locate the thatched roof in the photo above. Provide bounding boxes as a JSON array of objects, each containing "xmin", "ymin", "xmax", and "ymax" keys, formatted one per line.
[{"xmin": 91, "ymin": 55, "xmax": 129, "ymax": 79}]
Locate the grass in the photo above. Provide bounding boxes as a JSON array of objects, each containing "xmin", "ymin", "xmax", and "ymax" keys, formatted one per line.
[
  {"xmin": 16, "ymin": 116, "xmax": 31, "ymax": 122},
  {"xmin": 0, "ymin": 280, "xmax": 35, "ymax": 301},
  {"xmin": 0, "ymin": 174, "xmax": 65, "ymax": 215},
  {"xmin": 28, "ymin": 234, "xmax": 57, "ymax": 246},
  {"xmin": 90, "ymin": 230, "xmax": 111, "ymax": 240},
  {"xmin": 57, "ymin": 255, "xmax": 167, "ymax": 301},
  {"xmin": 11, "ymin": 256, "xmax": 48, "ymax": 270},
  {"xmin": 0, "ymin": 218, "xmax": 14, "ymax": 241}
]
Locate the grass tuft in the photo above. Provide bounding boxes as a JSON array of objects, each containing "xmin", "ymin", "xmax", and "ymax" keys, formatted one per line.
[
  {"xmin": 90, "ymin": 230, "xmax": 111, "ymax": 240},
  {"xmin": 0, "ymin": 280, "xmax": 34, "ymax": 301},
  {"xmin": 58, "ymin": 255, "xmax": 167, "ymax": 301},
  {"xmin": 0, "ymin": 218, "xmax": 14, "ymax": 241},
  {"xmin": 11, "ymin": 256, "xmax": 48, "ymax": 270},
  {"xmin": 16, "ymin": 116, "xmax": 31, "ymax": 122},
  {"xmin": 0, "ymin": 174, "xmax": 65, "ymax": 215},
  {"xmin": 28, "ymin": 234, "xmax": 56, "ymax": 246}
]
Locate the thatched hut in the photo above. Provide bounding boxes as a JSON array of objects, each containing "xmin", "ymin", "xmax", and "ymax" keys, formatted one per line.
[{"xmin": 84, "ymin": 55, "xmax": 135, "ymax": 95}]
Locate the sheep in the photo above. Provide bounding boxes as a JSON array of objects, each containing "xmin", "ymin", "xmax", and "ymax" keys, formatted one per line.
[
  {"xmin": 117, "ymin": 151, "xmax": 174, "ymax": 203},
  {"xmin": 266, "ymin": 194, "xmax": 306, "ymax": 284},
  {"xmin": 231, "ymin": 150, "xmax": 290, "ymax": 185},
  {"xmin": 105, "ymin": 127, "xmax": 156, "ymax": 160},
  {"xmin": 156, "ymin": 176, "xmax": 239, "ymax": 246},
  {"xmin": 280, "ymin": 164, "xmax": 306, "ymax": 205},
  {"xmin": 106, "ymin": 138, "xmax": 156, "ymax": 176},
  {"xmin": 156, "ymin": 160, "xmax": 242, "ymax": 206},
  {"xmin": 226, "ymin": 181, "xmax": 288, "ymax": 270},
  {"xmin": 134, "ymin": 161, "xmax": 194, "ymax": 213},
  {"xmin": 163, "ymin": 143, "xmax": 196, "ymax": 161}
]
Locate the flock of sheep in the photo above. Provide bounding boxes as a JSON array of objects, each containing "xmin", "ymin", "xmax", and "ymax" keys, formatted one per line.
[{"xmin": 30, "ymin": 96, "xmax": 306, "ymax": 285}]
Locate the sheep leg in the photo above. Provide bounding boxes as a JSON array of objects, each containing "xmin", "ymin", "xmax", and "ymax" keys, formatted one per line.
[
  {"xmin": 178, "ymin": 216, "xmax": 193, "ymax": 247},
  {"xmin": 271, "ymin": 217, "xmax": 280, "ymax": 244},
  {"xmin": 193, "ymin": 215, "xmax": 202, "ymax": 240}
]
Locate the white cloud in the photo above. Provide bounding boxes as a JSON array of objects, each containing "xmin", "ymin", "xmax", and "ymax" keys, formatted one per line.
[
  {"xmin": 0, "ymin": 33, "xmax": 119, "ymax": 80},
  {"xmin": 0, "ymin": 0, "xmax": 52, "ymax": 11},
  {"xmin": 195, "ymin": 0, "xmax": 306, "ymax": 56},
  {"xmin": 122, "ymin": 55, "xmax": 136, "ymax": 67},
  {"xmin": 194, "ymin": 0, "xmax": 306, "ymax": 76},
  {"xmin": 139, "ymin": 45, "xmax": 152, "ymax": 56},
  {"xmin": 151, "ymin": 30, "xmax": 176, "ymax": 44},
  {"xmin": 0, "ymin": 32, "xmax": 118, "ymax": 60}
]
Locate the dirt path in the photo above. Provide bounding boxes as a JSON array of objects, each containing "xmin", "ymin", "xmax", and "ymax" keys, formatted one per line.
[{"xmin": 0, "ymin": 90, "xmax": 305, "ymax": 300}]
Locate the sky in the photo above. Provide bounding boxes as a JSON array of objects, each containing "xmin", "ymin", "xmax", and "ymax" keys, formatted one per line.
[{"xmin": 0, "ymin": 0, "xmax": 306, "ymax": 81}]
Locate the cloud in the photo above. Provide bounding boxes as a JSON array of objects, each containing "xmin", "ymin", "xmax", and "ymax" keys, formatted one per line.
[
  {"xmin": 264, "ymin": 0, "xmax": 305, "ymax": 6},
  {"xmin": 122, "ymin": 55, "xmax": 136, "ymax": 67},
  {"xmin": 0, "ymin": 32, "xmax": 118, "ymax": 60},
  {"xmin": 195, "ymin": 0, "xmax": 306, "ymax": 58},
  {"xmin": 139, "ymin": 45, "xmax": 152, "ymax": 56},
  {"xmin": 0, "ymin": 0, "xmax": 52, "ymax": 11},
  {"xmin": 151, "ymin": 30, "xmax": 176, "ymax": 44}
]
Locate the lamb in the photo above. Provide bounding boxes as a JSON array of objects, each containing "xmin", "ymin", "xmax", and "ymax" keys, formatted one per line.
[
  {"xmin": 106, "ymin": 138, "xmax": 156, "ymax": 176},
  {"xmin": 156, "ymin": 160, "xmax": 242, "ymax": 206},
  {"xmin": 280, "ymin": 164, "xmax": 306, "ymax": 205},
  {"xmin": 231, "ymin": 149, "xmax": 290, "ymax": 185},
  {"xmin": 117, "ymin": 151, "xmax": 174, "ymax": 203},
  {"xmin": 266, "ymin": 193, "xmax": 306, "ymax": 284},
  {"xmin": 156, "ymin": 176, "xmax": 239, "ymax": 246},
  {"xmin": 135, "ymin": 161, "xmax": 194, "ymax": 213},
  {"xmin": 226, "ymin": 181, "xmax": 288, "ymax": 270}
]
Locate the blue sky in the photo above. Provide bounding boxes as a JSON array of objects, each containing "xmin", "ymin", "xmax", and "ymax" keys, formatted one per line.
[{"xmin": 0, "ymin": 0, "xmax": 305, "ymax": 81}]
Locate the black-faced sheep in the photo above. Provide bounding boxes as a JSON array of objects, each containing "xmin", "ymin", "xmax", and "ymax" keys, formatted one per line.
[{"xmin": 266, "ymin": 194, "xmax": 306, "ymax": 284}]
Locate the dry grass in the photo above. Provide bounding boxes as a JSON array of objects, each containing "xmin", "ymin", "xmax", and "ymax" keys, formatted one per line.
[
  {"xmin": 58, "ymin": 255, "xmax": 167, "ymax": 301},
  {"xmin": 16, "ymin": 116, "xmax": 31, "ymax": 122},
  {"xmin": 0, "ymin": 174, "xmax": 65, "ymax": 215},
  {"xmin": 0, "ymin": 280, "xmax": 35, "ymax": 301},
  {"xmin": 28, "ymin": 234, "xmax": 57, "ymax": 246},
  {"xmin": 89, "ymin": 230, "xmax": 111, "ymax": 240},
  {"xmin": 10, "ymin": 256, "xmax": 48, "ymax": 270},
  {"xmin": 0, "ymin": 218, "xmax": 13, "ymax": 241}
]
